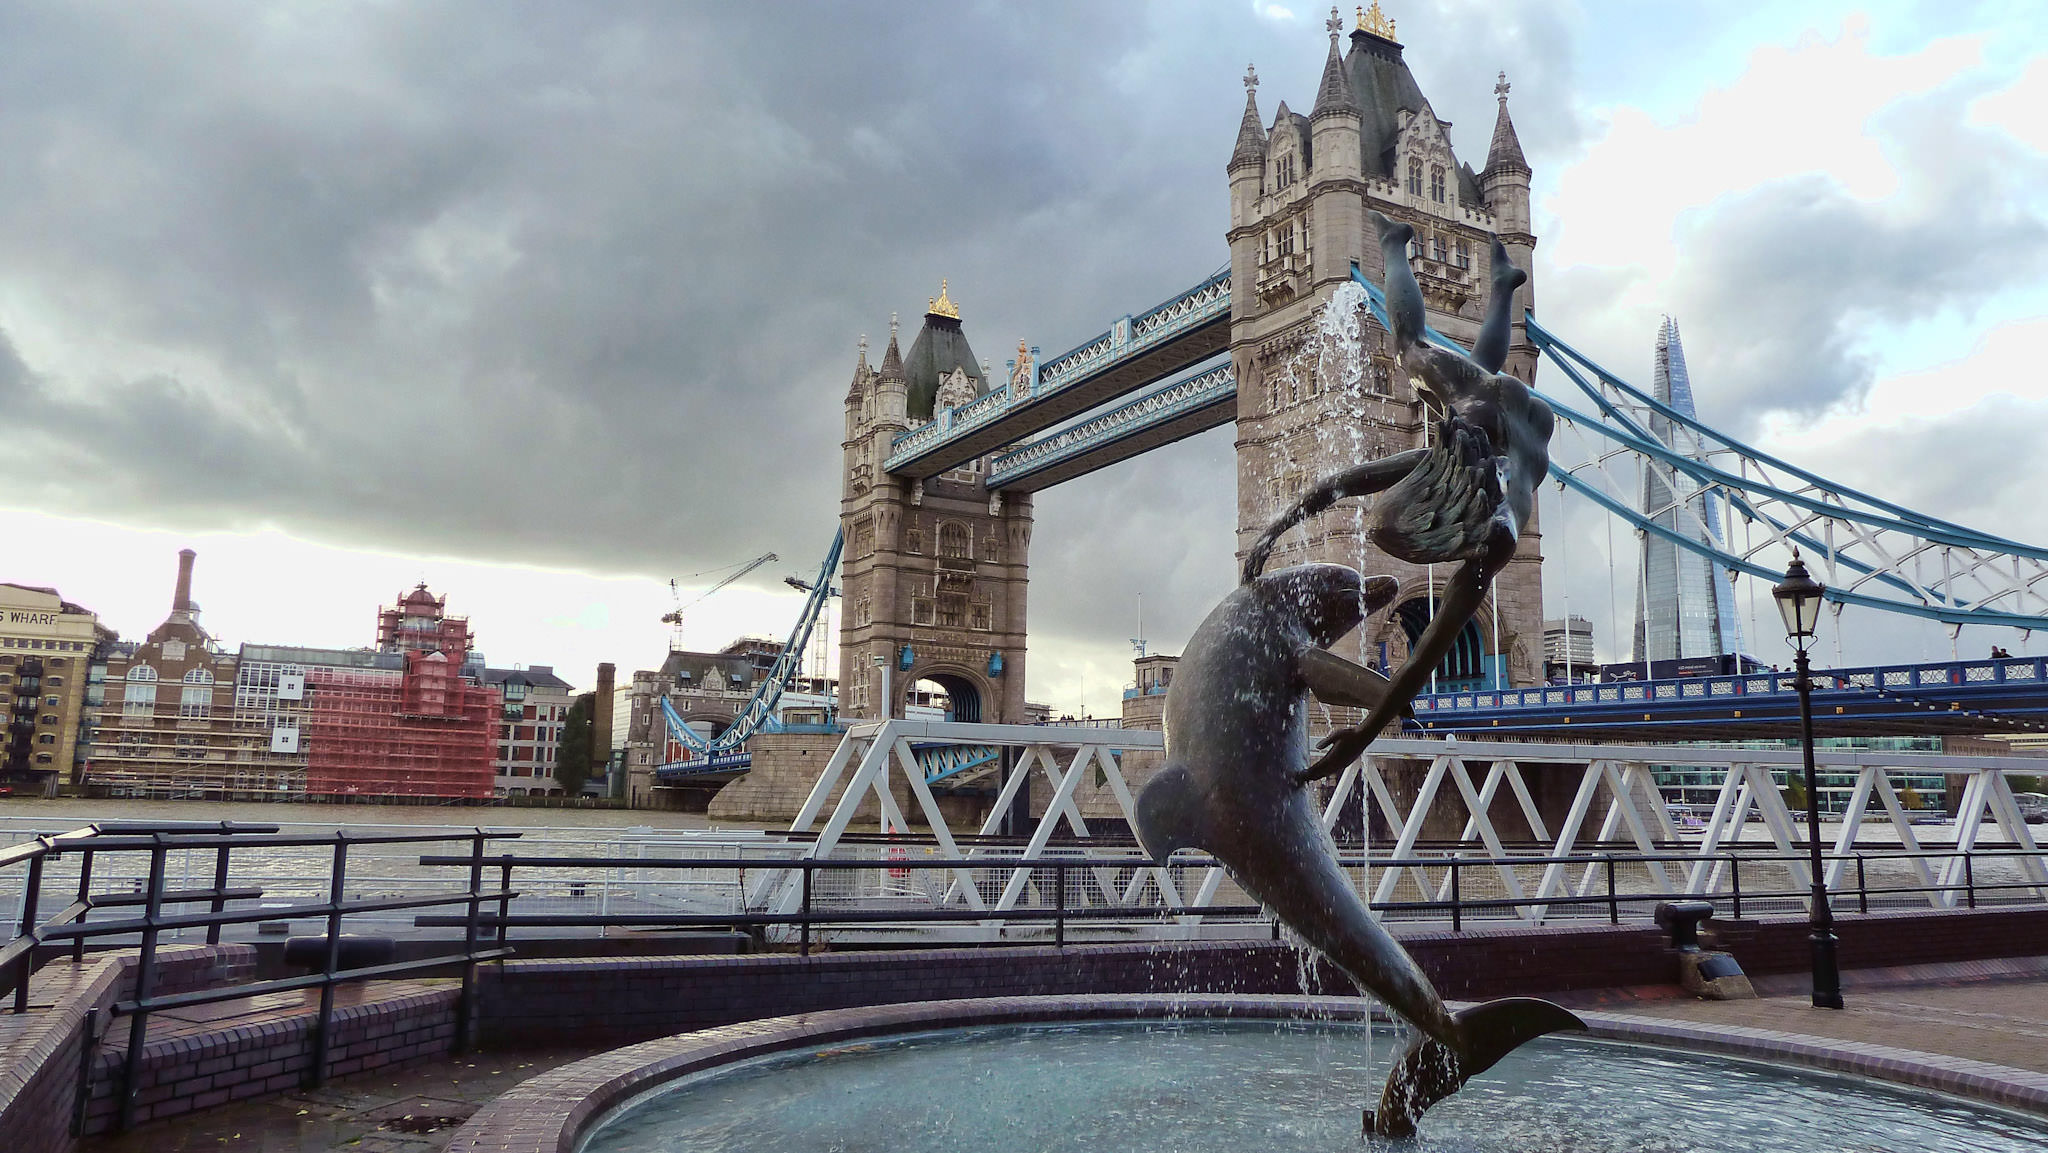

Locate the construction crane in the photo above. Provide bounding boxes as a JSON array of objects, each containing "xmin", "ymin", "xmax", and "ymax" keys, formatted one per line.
[
  {"xmin": 784, "ymin": 572, "xmax": 841, "ymax": 683},
  {"xmin": 664, "ymin": 552, "xmax": 777, "ymax": 650}
]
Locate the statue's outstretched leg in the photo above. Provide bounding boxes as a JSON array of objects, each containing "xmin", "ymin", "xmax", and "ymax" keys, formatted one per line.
[
  {"xmin": 1472, "ymin": 236, "xmax": 1528, "ymax": 375},
  {"xmin": 1371, "ymin": 211, "xmax": 1425, "ymax": 354}
]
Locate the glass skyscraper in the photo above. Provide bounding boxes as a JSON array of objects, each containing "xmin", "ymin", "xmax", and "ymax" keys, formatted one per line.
[{"xmin": 1633, "ymin": 317, "xmax": 1743, "ymax": 663}]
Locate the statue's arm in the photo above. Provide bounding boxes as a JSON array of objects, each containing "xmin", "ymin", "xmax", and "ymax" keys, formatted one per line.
[
  {"xmin": 1241, "ymin": 451, "xmax": 1427, "ymax": 583},
  {"xmin": 1299, "ymin": 648, "xmax": 1403, "ymax": 713}
]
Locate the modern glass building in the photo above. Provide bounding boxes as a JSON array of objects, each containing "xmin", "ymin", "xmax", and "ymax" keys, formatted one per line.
[{"xmin": 1633, "ymin": 317, "xmax": 1744, "ymax": 663}]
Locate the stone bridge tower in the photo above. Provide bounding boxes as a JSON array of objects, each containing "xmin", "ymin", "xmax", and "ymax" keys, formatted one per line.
[
  {"xmin": 838, "ymin": 285, "xmax": 1033, "ymax": 724},
  {"xmin": 1228, "ymin": 5, "xmax": 1544, "ymax": 693}
]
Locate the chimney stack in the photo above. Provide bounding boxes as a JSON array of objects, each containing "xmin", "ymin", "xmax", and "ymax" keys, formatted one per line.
[
  {"xmin": 593, "ymin": 662, "xmax": 616, "ymax": 765},
  {"xmin": 173, "ymin": 549, "xmax": 197, "ymax": 612}
]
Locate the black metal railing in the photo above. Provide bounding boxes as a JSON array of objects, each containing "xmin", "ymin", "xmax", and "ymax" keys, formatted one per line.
[
  {"xmin": 0, "ymin": 822, "xmax": 517, "ymax": 1132},
  {"xmin": 410, "ymin": 840, "xmax": 2048, "ymax": 954}
]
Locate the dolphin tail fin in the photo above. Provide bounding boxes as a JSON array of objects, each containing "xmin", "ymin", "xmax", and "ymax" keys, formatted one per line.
[
  {"xmin": 1133, "ymin": 762, "xmax": 1203, "ymax": 860},
  {"xmin": 1366, "ymin": 998, "xmax": 1584, "ymax": 1138},
  {"xmin": 1451, "ymin": 997, "xmax": 1584, "ymax": 1078}
]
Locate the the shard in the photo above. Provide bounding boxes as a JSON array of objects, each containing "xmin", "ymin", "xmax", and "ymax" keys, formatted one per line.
[{"xmin": 1632, "ymin": 318, "xmax": 1743, "ymax": 663}]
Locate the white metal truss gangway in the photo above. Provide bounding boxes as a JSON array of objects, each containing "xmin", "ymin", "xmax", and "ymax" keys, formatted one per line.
[{"xmin": 745, "ymin": 726, "xmax": 2048, "ymax": 942}]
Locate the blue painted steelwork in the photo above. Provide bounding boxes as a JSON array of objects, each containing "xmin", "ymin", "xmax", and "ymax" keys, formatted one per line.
[
  {"xmin": 1408, "ymin": 654, "xmax": 2048, "ymax": 738},
  {"xmin": 654, "ymin": 751, "xmax": 753, "ymax": 781},
  {"xmin": 656, "ymin": 529, "xmax": 844, "ymax": 765},
  {"xmin": 984, "ymin": 361, "xmax": 1236, "ymax": 489},
  {"xmin": 915, "ymin": 742, "xmax": 1002, "ymax": 786}
]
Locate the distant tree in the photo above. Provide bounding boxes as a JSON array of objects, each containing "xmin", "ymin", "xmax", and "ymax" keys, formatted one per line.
[
  {"xmin": 556, "ymin": 693, "xmax": 595, "ymax": 797},
  {"xmin": 2010, "ymin": 774, "xmax": 2044, "ymax": 796},
  {"xmin": 1898, "ymin": 786, "xmax": 1924, "ymax": 811},
  {"xmin": 1782, "ymin": 775, "xmax": 1808, "ymax": 813}
]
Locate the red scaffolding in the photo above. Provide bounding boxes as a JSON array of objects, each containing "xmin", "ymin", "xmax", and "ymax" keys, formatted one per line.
[{"xmin": 304, "ymin": 650, "xmax": 499, "ymax": 799}]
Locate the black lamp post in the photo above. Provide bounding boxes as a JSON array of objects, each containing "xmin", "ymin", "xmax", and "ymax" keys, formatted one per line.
[{"xmin": 1773, "ymin": 548, "xmax": 1844, "ymax": 1009}]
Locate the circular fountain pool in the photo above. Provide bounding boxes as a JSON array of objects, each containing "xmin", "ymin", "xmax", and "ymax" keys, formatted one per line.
[{"xmin": 579, "ymin": 1018, "xmax": 2048, "ymax": 1153}]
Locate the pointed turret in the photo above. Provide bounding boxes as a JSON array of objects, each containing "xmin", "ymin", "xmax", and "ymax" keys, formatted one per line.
[
  {"xmin": 1477, "ymin": 71, "xmax": 1534, "ymax": 380},
  {"xmin": 878, "ymin": 324, "xmax": 904, "ymax": 381},
  {"xmin": 1482, "ymin": 71, "xmax": 1528, "ymax": 177},
  {"xmin": 1311, "ymin": 7, "xmax": 1357, "ymax": 120},
  {"xmin": 1230, "ymin": 63, "xmax": 1266, "ymax": 171},
  {"xmin": 873, "ymin": 314, "xmax": 909, "ymax": 428},
  {"xmin": 845, "ymin": 335, "xmax": 870, "ymax": 407}
]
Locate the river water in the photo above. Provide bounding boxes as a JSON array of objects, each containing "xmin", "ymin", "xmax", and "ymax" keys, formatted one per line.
[{"xmin": 0, "ymin": 796, "xmax": 721, "ymax": 836}]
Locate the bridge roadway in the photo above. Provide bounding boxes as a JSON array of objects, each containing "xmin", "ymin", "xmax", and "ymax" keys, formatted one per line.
[
  {"xmin": 1408, "ymin": 654, "xmax": 2048, "ymax": 742},
  {"xmin": 883, "ymin": 271, "xmax": 1230, "ymax": 482}
]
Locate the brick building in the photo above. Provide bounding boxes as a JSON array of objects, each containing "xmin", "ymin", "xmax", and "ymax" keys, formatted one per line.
[
  {"xmin": 0, "ymin": 582, "xmax": 116, "ymax": 789},
  {"xmin": 479, "ymin": 665, "xmax": 575, "ymax": 796},
  {"xmin": 90, "ymin": 551, "xmax": 244, "ymax": 795}
]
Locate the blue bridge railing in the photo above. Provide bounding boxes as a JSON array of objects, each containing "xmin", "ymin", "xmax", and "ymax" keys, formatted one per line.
[{"xmin": 1412, "ymin": 655, "xmax": 2048, "ymax": 717}]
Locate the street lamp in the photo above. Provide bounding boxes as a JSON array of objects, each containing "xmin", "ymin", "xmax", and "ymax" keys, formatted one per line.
[
  {"xmin": 872, "ymin": 651, "xmax": 892, "ymax": 721},
  {"xmin": 1773, "ymin": 547, "xmax": 1844, "ymax": 1009}
]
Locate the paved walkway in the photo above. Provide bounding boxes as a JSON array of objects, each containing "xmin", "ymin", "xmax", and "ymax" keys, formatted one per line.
[
  {"xmin": 1586, "ymin": 959, "xmax": 2048, "ymax": 1076},
  {"xmin": 83, "ymin": 1049, "xmax": 601, "ymax": 1153}
]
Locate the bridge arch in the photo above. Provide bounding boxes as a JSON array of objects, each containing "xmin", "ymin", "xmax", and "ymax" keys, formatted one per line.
[
  {"xmin": 907, "ymin": 665, "xmax": 987, "ymax": 724},
  {"xmin": 1393, "ymin": 598, "xmax": 1489, "ymax": 691}
]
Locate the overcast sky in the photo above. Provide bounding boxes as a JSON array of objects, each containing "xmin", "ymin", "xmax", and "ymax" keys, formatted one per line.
[{"xmin": 6, "ymin": 1, "xmax": 2048, "ymax": 713}]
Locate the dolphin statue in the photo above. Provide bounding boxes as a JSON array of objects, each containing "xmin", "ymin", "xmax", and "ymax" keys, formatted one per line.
[{"xmin": 1133, "ymin": 563, "xmax": 1583, "ymax": 1138}]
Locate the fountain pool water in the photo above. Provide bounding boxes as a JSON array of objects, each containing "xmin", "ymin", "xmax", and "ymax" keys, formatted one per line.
[{"xmin": 579, "ymin": 1020, "xmax": 2048, "ymax": 1153}]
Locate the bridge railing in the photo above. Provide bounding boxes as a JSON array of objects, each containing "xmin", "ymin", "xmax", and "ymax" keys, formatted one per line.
[
  {"xmin": 1413, "ymin": 654, "xmax": 2048, "ymax": 716},
  {"xmin": 1031, "ymin": 269, "xmax": 1230, "ymax": 396}
]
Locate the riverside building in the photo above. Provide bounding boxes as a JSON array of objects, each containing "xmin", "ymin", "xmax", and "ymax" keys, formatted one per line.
[
  {"xmin": 0, "ymin": 581, "xmax": 116, "ymax": 789},
  {"xmin": 480, "ymin": 665, "xmax": 576, "ymax": 796},
  {"xmin": 91, "ymin": 550, "xmax": 243, "ymax": 795},
  {"xmin": 89, "ymin": 555, "xmax": 505, "ymax": 801}
]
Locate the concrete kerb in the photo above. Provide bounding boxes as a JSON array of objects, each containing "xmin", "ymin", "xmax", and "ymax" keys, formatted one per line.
[{"xmin": 443, "ymin": 992, "xmax": 2048, "ymax": 1153}]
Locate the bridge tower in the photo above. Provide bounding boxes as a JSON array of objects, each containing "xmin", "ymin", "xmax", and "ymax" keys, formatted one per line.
[
  {"xmin": 1228, "ymin": 5, "xmax": 1545, "ymax": 691},
  {"xmin": 838, "ymin": 286, "xmax": 1034, "ymax": 724}
]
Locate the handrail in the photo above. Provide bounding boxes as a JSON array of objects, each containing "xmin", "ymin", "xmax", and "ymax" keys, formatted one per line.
[
  {"xmin": 408, "ymin": 841, "xmax": 2048, "ymax": 956},
  {"xmin": 0, "ymin": 822, "xmax": 521, "ymax": 1133}
]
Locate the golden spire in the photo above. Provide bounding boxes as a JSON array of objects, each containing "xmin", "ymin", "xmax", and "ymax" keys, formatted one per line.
[
  {"xmin": 1358, "ymin": 0, "xmax": 1397, "ymax": 41},
  {"xmin": 927, "ymin": 278, "xmax": 961, "ymax": 320}
]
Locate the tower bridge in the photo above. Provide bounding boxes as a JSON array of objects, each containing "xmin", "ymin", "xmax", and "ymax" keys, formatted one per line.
[
  {"xmin": 832, "ymin": 11, "xmax": 1549, "ymax": 739},
  {"xmin": 650, "ymin": 11, "xmax": 2048, "ymax": 821}
]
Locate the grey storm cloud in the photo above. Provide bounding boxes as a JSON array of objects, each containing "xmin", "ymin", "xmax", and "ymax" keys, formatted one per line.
[{"xmin": 1, "ymin": 0, "xmax": 1580, "ymax": 663}]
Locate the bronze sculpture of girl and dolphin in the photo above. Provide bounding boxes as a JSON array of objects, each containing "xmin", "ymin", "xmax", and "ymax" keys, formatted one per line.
[{"xmin": 1133, "ymin": 213, "xmax": 1579, "ymax": 1138}]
